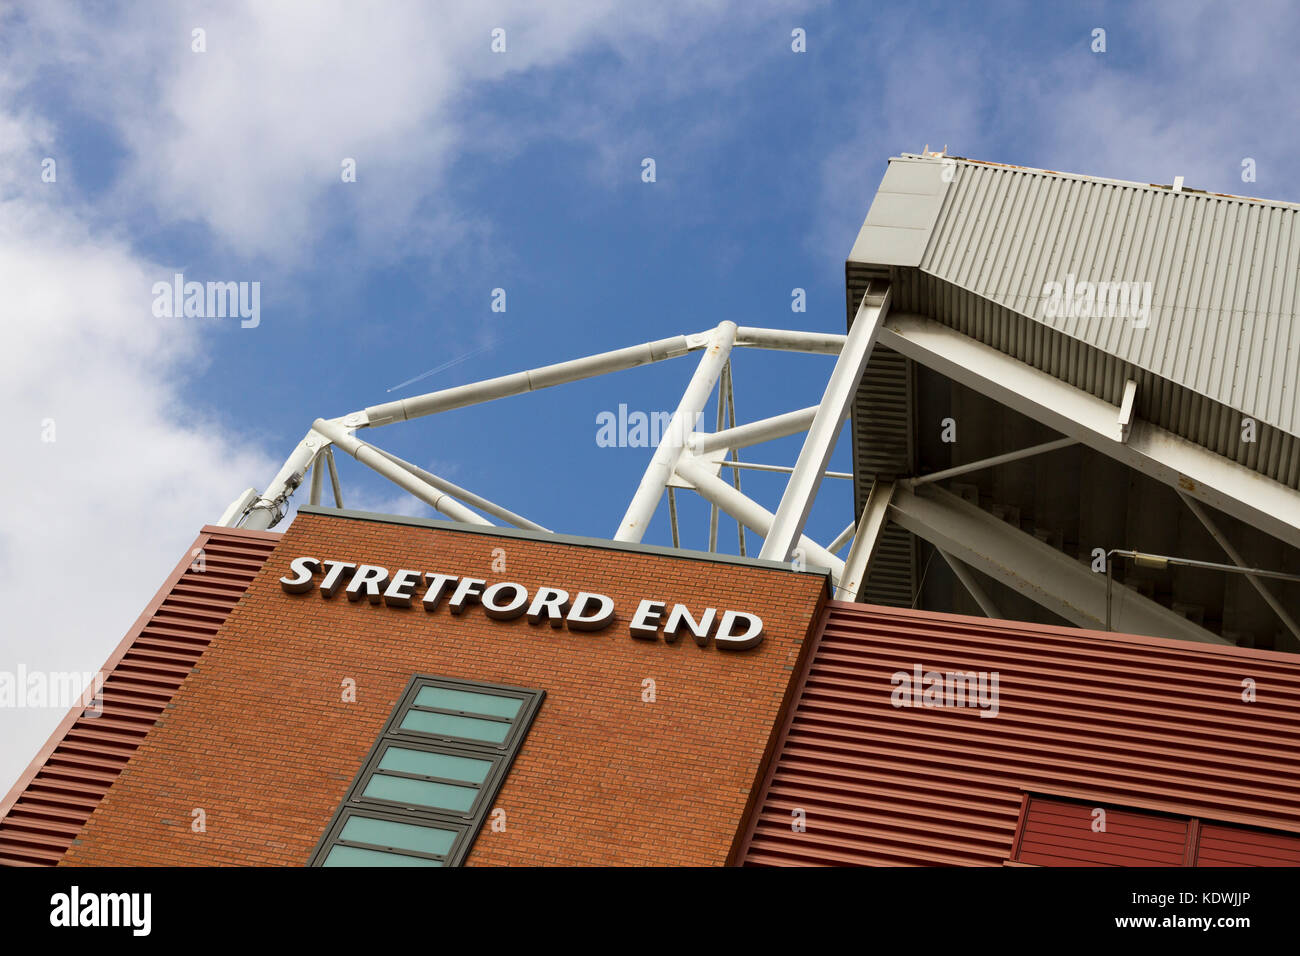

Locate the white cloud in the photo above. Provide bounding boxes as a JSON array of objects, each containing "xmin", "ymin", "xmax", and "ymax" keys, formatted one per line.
[
  {"xmin": 0, "ymin": 113, "xmax": 276, "ymax": 796},
  {"xmin": 13, "ymin": 0, "xmax": 806, "ymax": 264}
]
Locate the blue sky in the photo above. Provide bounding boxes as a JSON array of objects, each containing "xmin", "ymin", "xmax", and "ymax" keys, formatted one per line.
[{"xmin": 3, "ymin": 0, "xmax": 1299, "ymax": 792}]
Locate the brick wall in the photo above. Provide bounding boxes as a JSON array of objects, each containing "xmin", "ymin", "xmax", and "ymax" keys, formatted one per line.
[{"xmin": 64, "ymin": 511, "xmax": 827, "ymax": 866}]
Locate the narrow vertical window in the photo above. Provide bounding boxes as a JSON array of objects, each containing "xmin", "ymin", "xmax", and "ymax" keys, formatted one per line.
[{"xmin": 310, "ymin": 676, "xmax": 544, "ymax": 867}]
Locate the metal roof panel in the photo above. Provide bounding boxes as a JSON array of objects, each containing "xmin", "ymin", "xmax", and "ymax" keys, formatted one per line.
[{"xmin": 851, "ymin": 156, "xmax": 1300, "ymax": 439}]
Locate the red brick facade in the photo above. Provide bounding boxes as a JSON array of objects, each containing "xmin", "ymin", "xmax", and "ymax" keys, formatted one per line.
[{"xmin": 62, "ymin": 511, "xmax": 828, "ymax": 866}]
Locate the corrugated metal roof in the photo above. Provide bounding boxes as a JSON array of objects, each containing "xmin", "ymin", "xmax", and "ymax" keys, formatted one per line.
[
  {"xmin": 0, "ymin": 526, "xmax": 276, "ymax": 866},
  {"xmin": 845, "ymin": 157, "xmax": 1300, "ymax": 615},
  {"xmin": 740, "ymin": 601, "xmax": 1300, "ymax": 866},
  {"xmin": 914, "ymin": 156, "xmax": 1300, "ymax": 439},
  {"xmin": 888, "ymin": 267, "xmax": 1300, "ymax": 488}
]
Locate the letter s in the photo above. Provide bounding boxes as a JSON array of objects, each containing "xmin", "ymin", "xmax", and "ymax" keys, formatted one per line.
[{"xmin": 280, "ymin": 556, "xmax": 321, "ymax": 593}]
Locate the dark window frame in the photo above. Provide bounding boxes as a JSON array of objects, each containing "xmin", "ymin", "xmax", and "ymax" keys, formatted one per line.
[
  {"xmin": 315, "ymin": 806, "xmax": 473, "ymax": 867},
  {"xmin": 353, "ymin": 737, "xmax": 508, "ymax": 823},
  {"xmin": 310, "ymin": 675, "xmax": 544, "ymax": 867},
  {"xmin": 385, "ymin": 677, "xmax": 540, "ymax": 753}
]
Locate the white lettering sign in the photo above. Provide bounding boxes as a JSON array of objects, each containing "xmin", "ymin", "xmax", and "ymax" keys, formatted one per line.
[{"xmin": 280, "ymin": 556, "xmax": 766, "ymax": 651}]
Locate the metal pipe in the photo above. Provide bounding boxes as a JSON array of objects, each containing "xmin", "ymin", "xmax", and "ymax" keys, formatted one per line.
[
  {"xmin": 370, "ymin": 446, "xmax": 549, "ymax": 532},
  {"xmin": 311, "ymin": 418, "xmax": 491, "ymax": 526},
  {"xmin": 1108, "ymin": 548, "xmax": 1300, "ymax": 583},
  {"xmin": 709, "ymin": 365, "xmax": 726, "ymax": 553},
  {"xmin": 668, "ymin": 488, "xmax": 680, "ymax": 549},
  {"xmin": 216, "ymin": 488, "xmax": 259, "ymax": 528},
  {"xmin": 835, "ymin": 479, "xmax": 894, "ymax": 601},
  {"xmin": 911, "ymin": 437, "xmax": 1077, "ymax": 486},
  {"xmin": 721, "ymin": 460, "xmax": 853, "ymax": 479},
  {"xmin": 243, "ymin": 431, "xmax": 323, "ymax": 530},
  {"xmin": 308, "ymin": 452, "xmax": 324, "ymax": 506},
  {"xmin": 325, "ymin": 447, "xmax": 344, "ymax": 509},
  {"xmin": 827, "ymin": 521, "xmax": 857, "ymax": 554},
  {"xmin": 674, "ymin": 455, "xmax": 844, "ymax": 579},
  {"xmin": 364, "ymin": 332, "xmax": 701, "ymax": 427},
  {"xmin": 762, "ymin": 284, "xmax": 891, "ymax": 561},
  {"xmin": 615, "ymin": 322, "xmax": 738, "ymax": 543},
  {"xmin": 1105, "ymin": 547, "xmax": 1300, "ymax": 636},
  {"xmin": 724, "ymin": 362, "xmax": 745, "ymax": 557},
  {"xmin": 735, "ymin": 327, "xmax": 846, "ymax": 354},
  {"xmin": 688, "ymin": 406, "xmax": 821, "ymax": 456}
]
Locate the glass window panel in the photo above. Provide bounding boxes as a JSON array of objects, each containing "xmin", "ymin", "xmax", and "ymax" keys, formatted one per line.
[
  {"xmin": 363, "ymin": 773, "xmax": 478, "ymax": 812},
  {"xmin": 414, "ymin": 686, "xmax": 522, "ymax": 719},
  {"xmin": 400, "ymin": 709, "xmax": 510, "ymax": 743},
  {"xmin": 322, "ymin": 845, "xmax": 443, "ymax": 867},
  {"xmin": 313, "ymin": 676, "xmax": 542, "ymax": 868},
  {"xmin": 338, "ymin": 815, "xmax": 457, "ymax": 856},
  {"xmin": 378, "ymin": 746, "xmax": 491, "ymax": 784}
]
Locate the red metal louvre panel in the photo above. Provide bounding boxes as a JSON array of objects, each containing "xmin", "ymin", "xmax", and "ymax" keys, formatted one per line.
[
  {"xmin": 739, "ymin": 601, "xmax": 1300, "ymax": 867},
  {"xmin": 1016, "ymin": 797, "xmax": 1188, "ymax": 867},
  {"xmin": 0, "ymin": 525, "xmax": 277, "ymax": 866},
  {"xmin": 1195, "ymin": 823, "xmax": 1300, "ymax": 867}
]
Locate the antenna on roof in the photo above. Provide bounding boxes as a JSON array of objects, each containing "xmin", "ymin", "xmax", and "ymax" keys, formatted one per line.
[{"xmin": 922, "ymin": 144, "xmax": 948, "ymax": 159}]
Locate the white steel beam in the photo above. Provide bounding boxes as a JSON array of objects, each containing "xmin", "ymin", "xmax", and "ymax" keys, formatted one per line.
[
  {"xmin": 721, "ymin": 460, "xmax": 853, "ymax": 479},
  {"xmin": 217, "ymin": 488, "xmax": 260, "ymax": 528},
  {"xmin": 667, "ymin": 487, "xmax": 681, "ymax": 549},
  {"xmin": 615, "ymin": 322, "xmax": 738, "ymax": 543},
  {"xmin": 827, "ymin": 520, "xmax": 857, "ymax": 555},
  {"xmin": 688, "ymin": 406, "xmax": 822, "ymax": 455},
  {"xmin": 362, "ymin": 331, "xmax": 706, "ymax": 428},
  {"xmin": 312, "ymin": 418, "xmax": 492, "ymax": 527},
  {"xmin": 888, "ymin": 482, "xmax": 1228, "ymax": 644},
  {"xmin": 911, "ymin": 437, "xmax": 1076, "ymax": 486},
  {"xmin": 370, "ymin": 446, "xmax": 549, "ymax": 532},
  {"xmin": 734, "ymin": 327, "xmax": 846, "ymax": 354},
  {"xmin": 325, "ymin": 447, "xmax": 344, "ymax": 508},
  {"xmin": 1178, "ymin": 492, "xmax": 1300, "ymax": 645},
  {"xmin": 938, "ymin": 548, "xmax": 1002, "ymax": 619},
  {"xmin": 763, "ymin": 282, "xmax": 891, "ymax": 561},
  {"xmin": 308, "ymin": 452, "xmax": 324, "ymax": 506},
  {"xmin": 709, "ymin": 362, "xmax": 726, "ymax": 553},
  {"xmin": 243, "ymin": 430, "xmax": 326, "ymax": 530},
  {"xmin": 880, "ymin": 312, "xmax": 1300, "ymax": 552},
  {"xmin": 724, "ymin": 362, "xmax": 746, "ymax": 557},
  {"xmin": 674, "ymin": 454, "xmax": 844, "ymax": 579},
  {"xmin": 239, "ymin": 326, "xmax": 846, "ymax": 532},
  {"xmin": 835, "ymin": 479, "xmax": 895, "ymax": 601}
]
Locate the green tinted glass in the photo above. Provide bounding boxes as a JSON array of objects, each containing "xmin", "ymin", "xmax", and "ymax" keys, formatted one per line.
[
  {"xmin": 338, "ymin": 815, "xmax": 457, "ymax": 855},
  {"xmin": 414, "ymin": 686, "xmax": 522, "ymax": 718},
  {"xmin": 322, "ymin": 845, "xmax": 443, "ymax": 867},
  {"xmin": 363, "ymin": 772, "xmax": 478, "ymax": 812},
  {"xmin": 378, "ymin": 746, "xmax": 491, "ymax": 784},
  {"xmin": 400, "ymin": 709, "xmax": 510, "ymax": 743},
  {"xmin": 314, "ymin": 677, "xmax": 542, "ymax": 868}
]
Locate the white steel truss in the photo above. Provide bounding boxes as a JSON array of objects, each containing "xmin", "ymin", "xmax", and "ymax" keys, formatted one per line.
[
  {"xmin": 223, "ymin": 284, "xmax": 1300, "ymax": 646},
  {"xmin": 224, "ymin": 286, "xmax": 893, "ymax": 595}
]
